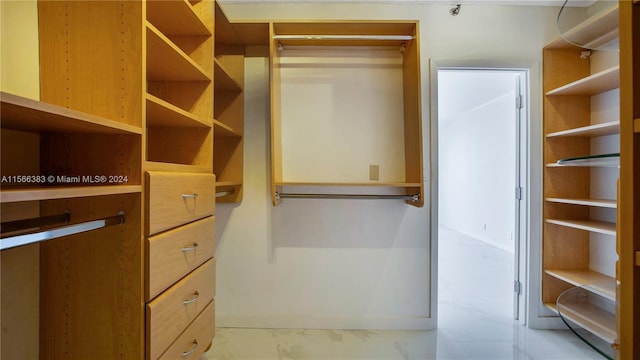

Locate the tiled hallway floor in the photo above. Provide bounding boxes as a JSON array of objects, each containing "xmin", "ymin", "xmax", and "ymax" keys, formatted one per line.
[{"xmin": 202, "ymin": 227, "xmax": 603, "ymax": 360}]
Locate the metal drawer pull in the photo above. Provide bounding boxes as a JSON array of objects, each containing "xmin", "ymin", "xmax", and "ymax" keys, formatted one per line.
[
  {"xmin": 181, "ymin": 193, "xmax": 198, "ymax": 199},
  {"xmin": 181, "ymin": 340, "xmax": 198, "ymax": 358},
  {"xmin": 181, "ymin": 243, "xmax": 198, "ymax": 252},
  {"xmin": 183, "ymin": 291, "xmax": 199, "ymax": 305}
]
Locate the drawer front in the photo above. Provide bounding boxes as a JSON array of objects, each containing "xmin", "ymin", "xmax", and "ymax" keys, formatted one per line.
[
  {"xmin": 146, "ymin": 216, "xmax": 215, "ymax": 300},
  {"xmin": 147, "ymin": 259, "xmax": 216, "ymax": 360},
  {"xmin": 157, "ymin": 301, "xmax": 215, "ymax": 360},
  {"xmin": 145, "ymin": 171, "xmax": 216, "ymax": 235}
]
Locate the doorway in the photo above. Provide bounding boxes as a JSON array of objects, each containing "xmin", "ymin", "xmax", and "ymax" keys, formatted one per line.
[{"xmin": 435, "ymin": 68, "xmax": 528, "ymax": 326}]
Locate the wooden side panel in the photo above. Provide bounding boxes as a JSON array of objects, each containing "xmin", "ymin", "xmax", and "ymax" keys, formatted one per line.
[
  {"xmin": 39, "ymin": 193, "xmax": 143, "ymax": 360},
  {"xmin": 401, "ymin": 23, "xmax": 424, "ymax": 207},
  {"xmin": 618, "ymin": 1, "xmax": 639, "ymax": 359},
  {"xmin": 270, "ymin": 23, "xmax": 283, "ymax": 205},
  {"xmin": 37, "ymin": 1, "xmax": 143, "ymax": 127}
]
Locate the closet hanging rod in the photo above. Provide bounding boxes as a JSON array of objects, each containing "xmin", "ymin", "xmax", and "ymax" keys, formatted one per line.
[
  {"xmin": 1, "ymin": 211, "xmax": 70, "ymax": 234},
  {"xmin": 0, "ymin": 211, "xmax": 125, "ymax": 251},
  {"xmin": 273, "ymin": 35, "xmax": 414, "ymax": 41},
  {"xmin": 276, "ymin": 192, "xmax": 420, "ymax": 202}
]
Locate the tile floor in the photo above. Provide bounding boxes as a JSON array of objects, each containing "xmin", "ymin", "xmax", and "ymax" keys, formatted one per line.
[{"xmin": 202, "ymin": 226, "xmax": 603, "ymax": 360}]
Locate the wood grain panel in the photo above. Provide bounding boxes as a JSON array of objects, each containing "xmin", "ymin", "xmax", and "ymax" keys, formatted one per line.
[
  {"xmin": 39, "ymin": 193, "xmax": 143, "ymax": 359},
  {"xmin": 145, "ymin": 172, "xmax": 215, "ymax": 235},
  {"xmin": 157, "ymin": 300, "xmax": 215, "ymax": 360},
  {"xmin": 146, "ymin": 216, "xmax": 215, "ymax": 300},
  {"xmin": 146, "ymin": 259, "xmax": 215, "ymax": 360}
]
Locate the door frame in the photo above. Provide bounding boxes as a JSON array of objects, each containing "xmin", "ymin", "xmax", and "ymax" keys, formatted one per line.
[{"xmin": 428, "ymin": 58, "xmax": 544, "ymax": 327}]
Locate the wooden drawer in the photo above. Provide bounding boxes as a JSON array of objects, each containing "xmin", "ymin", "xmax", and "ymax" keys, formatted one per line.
[
  {"xmin": 146, "ymin": 216, "xmax": 215, "ymax": 300},
  {"xmin": 145, "ymin": 171, "xmax": 215, "ymax": 235},
  {"xmin": 147, "ymin": 259, "xmax": 216, "ymax": 360},
  {"xmin": 157, "ymin": 300, "xmax": 215, "ymax": 360}
]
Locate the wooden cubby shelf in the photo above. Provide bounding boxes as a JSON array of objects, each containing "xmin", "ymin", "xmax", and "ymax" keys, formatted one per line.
[
  {"xmin": 146, "ymin": 23, "xmax": 211, "ymax": 82},
  {"xmin": 546, "ymin": 219, "xmax": 616, "ymax": 236},
  {"xmin": 545, "ymin": 197, "xmax": 617, "ymax": 208},
  {"xmin": 546, "ymin": 121, "xmax": 619, "ymax": 138},
  {"xmin": 276, "ymin": 182, "xmax": 422, "ymax": 188},
  {"xmin": 146, "ymin": 94, "xmax": 211, "ymax": 128},
  {"xmin": 558, "ymin": 3, "xmax": 618, "ymax": 51},
  {"xmin": 545, "ymin": 269, "xmax": 616, "ymax": 300},
  {"xmin": 213, "ymin": 120, "xmax": 241, "ymax": 137},
  {"xmin": 546, "ymin": 66, "xmax": 619, "ymax": 96},
  {"xmin": 146, "ymin": 0, "xmax": 212, "ymax": 36},
  {"xmin": 557, "ymin": 297, "xmax": 617, "ymax": 344},
  {"xmin": 214, "ymin": 60, "xmax": 243, "ymax": 91}
]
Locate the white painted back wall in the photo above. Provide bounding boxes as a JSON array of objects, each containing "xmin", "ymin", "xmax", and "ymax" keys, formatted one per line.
[{"xmin": 216, "ymin": 2, "xmax": 560, "ymax": 329}]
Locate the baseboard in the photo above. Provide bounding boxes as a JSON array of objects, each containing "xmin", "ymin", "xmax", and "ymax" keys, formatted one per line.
[{"xmin": 216, "ymin": 314, "xmax": 436, "ymax": 330}]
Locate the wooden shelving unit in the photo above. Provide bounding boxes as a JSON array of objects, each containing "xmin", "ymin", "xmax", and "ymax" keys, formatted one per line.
[
  {"xmin": 213, "ymin": 2, "xmax": 246, "ymax": 203},
  {"xmin": 269, "ymin": 21, "xmax": 423, "ymax": 207},
  {"xmin": 542, "ymin": 3, "xmax": 621, "ymax": 354}
]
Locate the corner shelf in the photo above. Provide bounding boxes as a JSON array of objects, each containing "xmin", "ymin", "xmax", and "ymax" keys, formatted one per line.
[
  {"xmin": 146, "ymin": 0, "xmax": 212, "ymax": 36},
  {"xmin": 214, "ymin": 60, "xmax": 243, "ymax": 91},
  {"xmin": 146, "ymin": 94, "xmax": 211, "ymax": 128},
  {"xmin": 146, "ymin": 23, "xmax": 211, "ymax": 82},
  {"xmin": 213, "ymin": 120, "xmax": 241, "ymax": 137},
  {"xmin": 558, "ymin": 3, "xmax": 618, "ymax": 51}
]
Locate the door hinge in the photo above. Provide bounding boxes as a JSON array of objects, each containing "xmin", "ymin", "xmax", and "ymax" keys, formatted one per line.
[
  {"xmin": 514, "ymin": 280, "xmax": 522, "ymax": 295},
  {"xmin": 515, "ymin": 186, "xmax": 523, "ymax": 200},
  {"xmin": 515, "ymin": 94, "xmax": 523, "ymax": 109}
]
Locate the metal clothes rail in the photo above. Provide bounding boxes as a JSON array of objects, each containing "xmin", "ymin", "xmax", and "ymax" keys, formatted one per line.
[{"xmin": 0, "ymin": 211, "xmax": 125, "ymax": 250}]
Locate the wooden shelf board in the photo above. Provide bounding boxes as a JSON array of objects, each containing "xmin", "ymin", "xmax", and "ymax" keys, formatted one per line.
[
  {"xmin": 146, "ymin": 0, "xmax": 212, "ymax": 36},
  {"xmin": 545, "ymin": 219, "xmax": 616, "ymax": 236},
  {"xmin": 214, "ymin": 60, "xmax": 242, "ymax": 91},
  {"xmin": 546, "ymin": 121, "xmax": 619, "ymax": 138},
  {"xmin": 546, "ymin": 66, "xmax": 619, "ymax": 96},
  {"xmin": 634, "ymin": 118, "xmax": 640, "ymax": 133},
  {"xmin": 144, "ymin": 161, "xmax": 210, "ymax": 174},
  {"xmin": 0, "ymin": 92, "xmax": 142, "ymax": 135},
  {"xmin": 213, "ymin": 120, "xmax": 241, "ymax": 137},
  {"xmin": 0, "ymin": 185, "xmax": 142, "ymax": 203},
  {"xmin": 216, "ymin": 181, "xmax": 242, "ymax": 187},
  {"xmin": 544, "ymin": 302, "xmax": 559, "ymax": 313},
  {"xmin": 146, "ymin": 94, "xmax": 210, "ymax": 128},
  {"xmin": 545, "ymin": 197, "xmax": 617, "ymax": 208},
  {"xmin": 545, "ymin": 269, "xmax": 616, "ymax": 300},
  {"xmin": 557, "ymin": 298, "xmax": 617, "ymax": 344},
  {"xmin": 277, "ymin": 182, "xmax": 422, "ymax": 188},
  {"xmin": 146, "ymin": 23, "xmax": 211, "ymax": 82}
]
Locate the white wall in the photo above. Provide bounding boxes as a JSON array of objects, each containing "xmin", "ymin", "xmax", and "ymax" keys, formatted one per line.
[
  {"xmin": 216, "ymin": 1, "xmax": 560, "ymax": 330},
  {"xmin": 438, "ymin": 70, "xmax": 517, "ymax": 253}
]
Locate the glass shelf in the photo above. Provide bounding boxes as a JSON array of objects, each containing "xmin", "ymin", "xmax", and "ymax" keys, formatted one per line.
[
  {"xmin": 556, "ymin": 0, "xmax": 619, "ymax": 51},
  {"xmin": 556, "ymin": 153, "xmax": 619, "ymax": 168},
  {"xmin": 557, "ymin": 286, "xmax": 617, "ymax": 360}
]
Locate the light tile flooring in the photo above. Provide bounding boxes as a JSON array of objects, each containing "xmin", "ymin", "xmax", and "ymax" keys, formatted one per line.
[{"xmin": 202, "ymin": 226, "xmax": 603, "ymax": 360}]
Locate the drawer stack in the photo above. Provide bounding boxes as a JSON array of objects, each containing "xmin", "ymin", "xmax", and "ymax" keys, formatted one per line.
[{"xmin": 145, "ymin": 172, "xmax": 216, "ymax": 360}]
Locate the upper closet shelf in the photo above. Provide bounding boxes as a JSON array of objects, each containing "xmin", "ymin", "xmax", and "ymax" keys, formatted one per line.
[
  {"xmin": 546, "ymin": 121, "xmax": 619, "ymax": 138},
  {"xmin": 146, "ymin": 0, "xmax": 212, "ymax": 36},
  {"xmin": 0, "ymin": 92, "xmax": 142, "ymax": 135},
  {"xmin": 546, "ymin": 66, "xmax": 619, "ymax": 96},
  {"xmin": 146, "ymin": 24, "xmax": 211, "ymax": 81},
  {"xmin": 272, "ymin": 22, "xmax": 417, "ymax": 47},
  {"xmin": 213, "ymin": 120, "xmax": 241, "ymax": 137},
  {"xmin": 546, "ymin": 219, "xmax": 616, "ymax": 236},
  {"xmin": 557, "ymin": 2, "xmax": 618, "ymax": 51}
]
